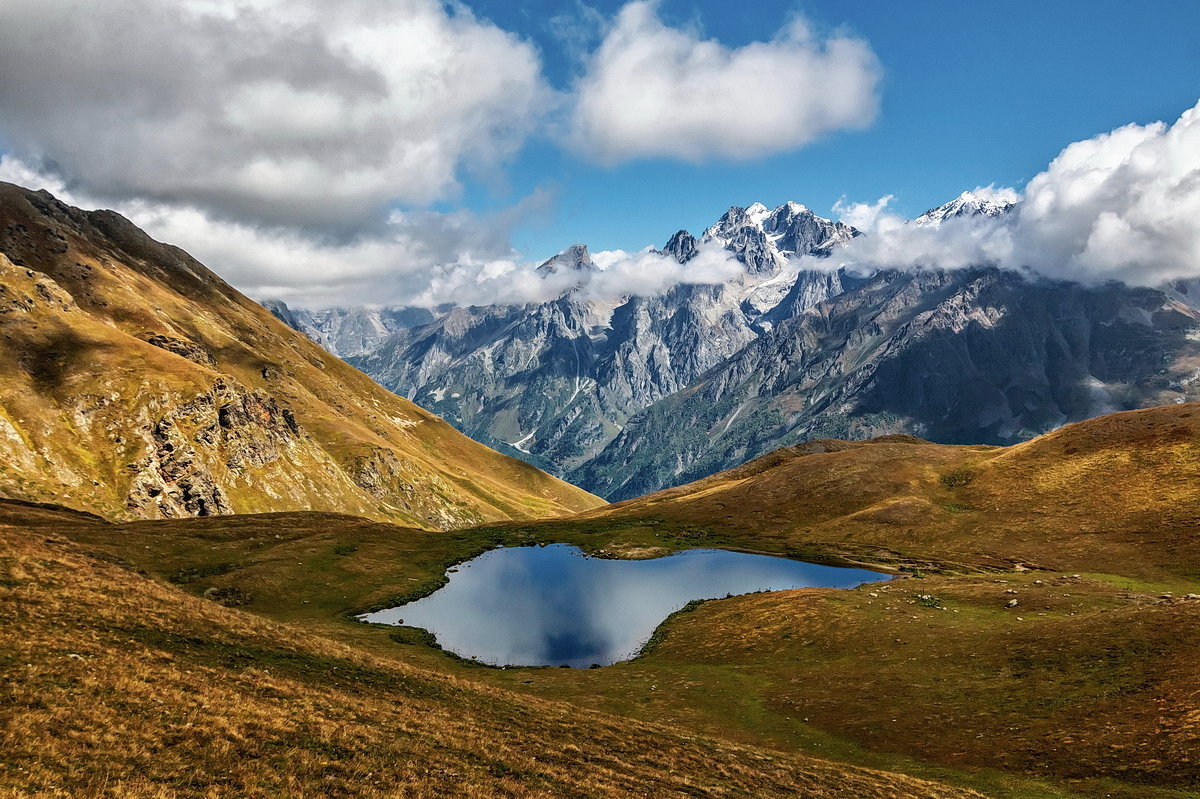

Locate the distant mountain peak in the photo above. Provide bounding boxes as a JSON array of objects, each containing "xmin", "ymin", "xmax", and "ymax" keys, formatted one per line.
[
  {"xmin": 537, "ymin": 243, "xmax": 595, "ymax": 276},
  {"xmin": 745, "ymin": 202, "xmax": 771, "ymax": 225},
  {"xmin": 914, "ymin": 189, "xmax": 1018, "ymax": 228},
  {"xmin": 700, "ymin": 201, "xmax": 858, "ymax": 273},
  {"xmin": 662, "ymin": 229, "xmax": 699, "ymax": 263}
]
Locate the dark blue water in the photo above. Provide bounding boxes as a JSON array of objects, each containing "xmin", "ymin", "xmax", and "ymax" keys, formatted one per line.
[{"xmin": 359, "ymin": 545, "xmax": 887, "ymax": 667}]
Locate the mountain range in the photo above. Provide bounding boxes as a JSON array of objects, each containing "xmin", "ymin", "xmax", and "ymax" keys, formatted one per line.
[
  {"xmin": 3, "ymin": 179, "xmax": 1198, "ymax": 799},
  {"xmin": 272, "ymin": 192, "xmax": 1200, "ymax": 499}
]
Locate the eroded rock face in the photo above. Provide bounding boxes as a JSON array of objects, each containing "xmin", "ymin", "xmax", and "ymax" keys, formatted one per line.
[
  {"xmin": 125, "ymin": 378, "xmax": 302, "ymax": 517},
  {"xmin": 144, "ymin": 334, "xmax": 216, "ymax": 369}
]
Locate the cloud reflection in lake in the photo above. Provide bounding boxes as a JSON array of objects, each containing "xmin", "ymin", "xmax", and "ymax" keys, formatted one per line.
[{"xmin": 360, "ymin": 545, "xmax": 887, "ymax": 667}]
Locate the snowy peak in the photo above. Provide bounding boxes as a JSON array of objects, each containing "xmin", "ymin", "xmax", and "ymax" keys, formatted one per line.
[
  {"xmin": 662, "ymin": 229, "xmax": 699, "ymax": 263},
  {"xmin": 537, "ymin": 243, "xmax": 596, "ymax": 276},
  {"xmin": 702, "ymin": 201, "xmax": 858, "ymax": 272},
  {"xmin": 703, "ymin": 205, "xmax": 757, "ymax": 241},
  {"xmin": 914, "ymin": 190, "xmax": 1018, "ymax": 228},
  {"xmin": 745, "ymin": 202, "xmax": 771, "ymax": 226}
]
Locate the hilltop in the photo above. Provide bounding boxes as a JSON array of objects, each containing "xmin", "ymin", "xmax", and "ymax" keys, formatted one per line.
[{"xmin": 571, "ymin": 402, "xmax": 1200, "ymax": 579}]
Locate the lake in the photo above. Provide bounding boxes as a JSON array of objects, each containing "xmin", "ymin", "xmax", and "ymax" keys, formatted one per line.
[{"xmin": 359, "ymin": 544, "xmax": 888, "ymax": 668}]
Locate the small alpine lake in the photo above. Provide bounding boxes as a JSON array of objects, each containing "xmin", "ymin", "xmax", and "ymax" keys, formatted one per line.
[{"xmin": 359, "ymin": 544, "xmax": 889, "ymax": 667}]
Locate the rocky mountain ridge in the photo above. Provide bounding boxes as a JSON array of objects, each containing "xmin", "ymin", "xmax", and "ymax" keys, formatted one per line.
[
  {"xmin": 575, "ymin": 266, "xmax": 1200, "ymax": 499},
  {"xmin": 344, "ymin": 202, "xmax": 857, "ymax": 474},
  {"xmin": 279, "ymin": 193, "xmax": 1200, "ymax": 501},
  {"xmin": 262, "ymin": 300, "xmax": 435, "ymax": 357}
]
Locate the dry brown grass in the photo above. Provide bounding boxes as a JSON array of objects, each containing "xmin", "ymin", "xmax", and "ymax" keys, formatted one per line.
[
  {"xmin": 7, "ymin": 405, "xmax": 1200, "ymax": 798},
  {"xmin": 565, "ymin": 403, "xmax": 1200, "ymax": 580},
  {"xmin": 0, "ymin": 517, "xmax": 983, "ymax": 798}
]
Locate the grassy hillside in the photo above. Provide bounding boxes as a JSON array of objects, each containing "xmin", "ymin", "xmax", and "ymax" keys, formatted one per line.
[
  {"xmin": 564, "ymin": 403, "xmax": 1200, "ymax": 580},
  {"xmin": 0, "ymin": 183, "xmax": 601, "ymax": 528},
  {"xmin": 0, "ymin": 506, "xmax": 981, "ymax": 798},
  {"xmin": 6, "ymin": 404, "xmax": 1200, "ymax": 797}
]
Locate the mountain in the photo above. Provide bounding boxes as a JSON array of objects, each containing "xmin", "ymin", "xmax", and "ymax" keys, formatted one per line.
[
  {"xmin": 535, "ymin": 242, "xmax": 597, "ymax": 276},
  {"xmin": 574, "ymin": 266, "xmax": 1200, "ymax": 499},
  {"xmin": 345, "ymin": 203, "xmax": 859, "ymax": 474},
  {"xmin": 285, "ymin": 192, "xmax": 1200, "ymax": 503},
  {"xmin": 912, "ymin": 189, "xmax": 1018, "ymax": 227},
  {"xmin": 261, "ymin": 300, "xmax": 436, "ymax": 357},
  {"xmin": 0, "ymin": 182, "xmax": 600, "ymax": 527}
]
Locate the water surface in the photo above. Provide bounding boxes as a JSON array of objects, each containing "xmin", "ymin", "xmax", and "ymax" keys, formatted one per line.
[{"xmin": 360, "ymin": 544, "xmax": 887, "ymax": 667}]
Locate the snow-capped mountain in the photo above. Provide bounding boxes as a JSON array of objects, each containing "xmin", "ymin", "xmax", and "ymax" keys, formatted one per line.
[
  {"xmin": 274, "ymin": 191, "xmax": 1200, "ymax": 501},
  {"xmin": 913, "ymin": 189, "xmax": 1018, "ymax": 228},
  {"xmin": 343, "ymin": 202, "xmax": 857, "ymax": 473},
  {"xmin": 701, "ymin": 201, "xmax": 857, "ymax": 273},
  {"xmin": 575, "ymin": 268, "xmax": 1200, "ymax": 500}
]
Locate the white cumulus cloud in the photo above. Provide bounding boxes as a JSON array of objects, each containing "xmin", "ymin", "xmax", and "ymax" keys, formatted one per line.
[
  {"xmin": 825, "ymin": 100, "xmax": 1200, "ymax": 287},
  {"xmin": 571, "ymin": 1, "xmax": 881, "ymax": 163},
  {"xmin": 0, "ymin": 0, "xmax": 549, "ymax": 233}
]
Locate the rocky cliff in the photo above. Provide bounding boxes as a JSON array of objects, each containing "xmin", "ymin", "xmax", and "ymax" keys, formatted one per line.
[{"xmin": 347, "ymin": 205, "xmax": 857, "ymax": 473}]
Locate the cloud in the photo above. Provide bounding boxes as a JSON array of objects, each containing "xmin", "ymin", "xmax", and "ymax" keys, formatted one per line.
[
  {"xmin": 2, "ymin": 154, "xmax": 741, "ymax": 308},
  {"xmin": 0, "ymin": 0, "xmax": 549, "ymax": 234},
  {"xmin": 411, "ymin": 242, "xmax": 743, "ymax": 307},
  {"xmin": 581, "ymin": 243, "xmax": 744, "ymax": 300},
  {"xmin": 832, "ymin": 194, "xmax": 894, "ymax": 231},
  {"xmin": 0, "ymin": 0, "xmax": 885, "ymax": 309},
  {"xmin": 571, "ymin": 1, "xmax": 880, "ymax": 163},
  {"xmin": 0, "ymin": 154, "xmax": 547, "ymax": 308},
  {"xmin": 1014, "ymin": 104, "xmax": 1200, "ymax": 284},
  {"xmin": 824, "ymin": 99, "xmax": 1200, "ymax": 287}
]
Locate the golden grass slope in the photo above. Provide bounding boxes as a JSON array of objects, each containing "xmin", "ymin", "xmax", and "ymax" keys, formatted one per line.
[
  {"xmin": 10, "ymin": 404, "xmax": 1200, "ymax": 798},
  {"xmin": 577, "ymin": 403, "xmax": 1200, "ymax": 579},
  {"xmin": 0, "ymin": 508, "xmax": 984, "ymax": 799},
  {"xmin": 0, "ymin": 183, "xmax": 601, "ymax": 528}
]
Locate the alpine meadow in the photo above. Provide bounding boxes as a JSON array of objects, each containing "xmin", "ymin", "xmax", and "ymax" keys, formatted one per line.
[{"xmin": 2, "ymin": 2, "xmax": 1199, "ymax": 798}]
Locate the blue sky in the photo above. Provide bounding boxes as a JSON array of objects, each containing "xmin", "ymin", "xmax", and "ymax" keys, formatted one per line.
[
  {"xmin": 0, "ymin": 0, "xmax": 1197, "ymax": 306},
  {"xmin": 464, "ymin": 0, "xmax": 1200, "ymax": 255}
]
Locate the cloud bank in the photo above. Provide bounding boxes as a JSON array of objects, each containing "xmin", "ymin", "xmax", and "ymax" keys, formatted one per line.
[
  {"xmin": 0, "ymin": 0, "xmax": 547, "ymax": 233},
  {"xmin": 0, "ymin": 0, "xmax": 874, "ymax": 307},
  {"xmin": 827, "ymin": 100, "xmax": 1200, "ymax": 287},
  {"xmin": 571, "ymin": 1, "xmax": 881, "ymax": 163},
  {"xmin": 411, "ymin": 242, "xmax": 743, "ymax": 308}
]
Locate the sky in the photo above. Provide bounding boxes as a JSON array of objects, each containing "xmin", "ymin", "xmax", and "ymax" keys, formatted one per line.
[{"xmin": 0, "ymin": 0, "xmax": 1198, "ymax": 307}]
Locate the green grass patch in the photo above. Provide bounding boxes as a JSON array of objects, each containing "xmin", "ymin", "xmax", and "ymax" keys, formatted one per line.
[{"xmin": 168, "ymin": 561, "xmax": 239, "ymax": 585}]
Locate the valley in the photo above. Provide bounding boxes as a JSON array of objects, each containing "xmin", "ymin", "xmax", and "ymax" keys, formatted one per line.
[
  {"xmin": 7, "ymin": 403, "xmax": 1198, "ymax": 798},
  {"xmin": 2, "ymin": 5, "xmax": 1197, "ymax": 797}
]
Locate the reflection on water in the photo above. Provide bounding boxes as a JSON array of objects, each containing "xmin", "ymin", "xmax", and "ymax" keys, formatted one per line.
[{"xmin": 360, "ymin": 544, "xmax": 887, "ymax": 668}]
